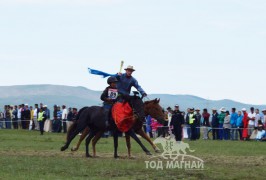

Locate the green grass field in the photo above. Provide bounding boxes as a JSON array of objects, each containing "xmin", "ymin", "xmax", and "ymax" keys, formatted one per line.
[{"xmin": 0, "ymin": 130, "xmax": 265, "ymax": 180}]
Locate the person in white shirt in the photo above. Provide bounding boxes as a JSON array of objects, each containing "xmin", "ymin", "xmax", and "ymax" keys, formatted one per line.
[
  {"xmin": 62, "ymin": 105, "xmax": 68, "ymax": 133},
  {"xmin": 262, "ymin": 109, "xmax": 266, "ymax": 126},
  {"xmin": 17, "ymin": 105, "xmax": 22, "ymax": 129},
  {"xmin": 247, "ymin": 107, "xmax": 256, "ymax": 137},
  {"xmin": 254, "ymin": 109, "xmax": 261, "ymax": 129},
  {"xmin": 33, "ymin": 104, "xmax": 39, "ymax": 130}
]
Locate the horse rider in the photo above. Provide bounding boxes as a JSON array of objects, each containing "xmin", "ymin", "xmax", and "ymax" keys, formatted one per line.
[
  {"xmin": 100, "ymin": 76, "xmax": 119, "ymax": 126},
  {"xmin": 116, "ymin": 65, "xmax": 147, "ymax": 99}
]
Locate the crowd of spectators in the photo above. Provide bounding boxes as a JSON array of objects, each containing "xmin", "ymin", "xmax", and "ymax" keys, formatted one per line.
[
  {"xmin": 145, "ymin": 105, "xmax": 266, "ymax": 141},
  {"xmin": 1, "ymin": 103, "xmax": 266, "ymax": 141},
  {"xmin": 0, "ymin": 103, "xmax": 78, "ymax": 135}
]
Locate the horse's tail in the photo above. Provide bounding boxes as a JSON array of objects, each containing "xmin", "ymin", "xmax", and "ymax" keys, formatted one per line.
[
  {"xmin": 66, "ymin": 121, "xmax": 78, "ymax": 141},
  {"xmin": 61, "ymin": 107, "xmax": 90, "ymax": 151}
]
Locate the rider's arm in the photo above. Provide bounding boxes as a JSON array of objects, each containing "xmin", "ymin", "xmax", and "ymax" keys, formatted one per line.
[
  {"xmin": 100, "ymin": 88, "xmax": 109, "ymax": 102},
  {"xmin": 133, "ymin": 78, "xmax": 146, "ymax": 96}
]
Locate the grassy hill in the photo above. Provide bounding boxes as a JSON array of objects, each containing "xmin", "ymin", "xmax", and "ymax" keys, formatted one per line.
[{"xmin": 0, "ymin": 85, "xmax": 264, "ymax": 111}]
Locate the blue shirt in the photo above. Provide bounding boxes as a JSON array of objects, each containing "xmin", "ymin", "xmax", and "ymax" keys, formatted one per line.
[
  {"xmin": 57, "ymin": 111, "xmax": 62, "ymax": 120},
  {"xmin": 145, "ymin": 115, "xmax": 152, "ymax": 133},
  {"xmin": 116, "ymin": 73, "xmax": 145, "ymax": 96},
  {"xmin": 236, "ymin": 115, "xmax": 243, "ymax": 127},
  {"xmin": 230, "ymin": 112, "xmax": 238, "ymax": 125}
]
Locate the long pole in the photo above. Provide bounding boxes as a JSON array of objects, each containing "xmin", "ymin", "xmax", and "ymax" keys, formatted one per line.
[{"xmin": 119, "ymin": 60, "xmax": 124, "ymax": 73}]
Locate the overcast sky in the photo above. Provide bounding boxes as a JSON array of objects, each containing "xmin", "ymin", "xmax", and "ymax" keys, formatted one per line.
[{"xmin": 0, "ymin": 0, "xmax": 265, "ymax": 104}]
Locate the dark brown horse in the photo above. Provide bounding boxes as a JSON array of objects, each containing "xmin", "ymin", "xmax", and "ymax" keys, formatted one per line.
[
  {"xmin": 61, "ymin": 95, "xmax": 150, "ymax": 158},
  {"xmin": 71, "ymin": 98, "xmax": 165, "ymax": 157}
]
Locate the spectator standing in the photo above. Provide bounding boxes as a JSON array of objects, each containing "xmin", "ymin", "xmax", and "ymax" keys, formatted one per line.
[
  {"xmin": 37, "ymin": 108, "xmax": 46, "ymax": 135},
  {"xmin": 66, "ymin": 107, "xmax": 73, "ymax": 132},
  {"xmin": 185, "ymin": 108, "xmax": 191, "ymax": 139},
  {"xmin": 162, "ymin": 110, "xmax": 169, "ymax": 137},
  {"xmin": 29, "ymin": 106, "xmax": 34, "ymax": 130},
  {"xmin": 223, "ymin": 111, "xmax": 231, "ymax": 140},
  {"xmin": 145, "ymin": 115, "xmax": 153, "ymax": 138},
  {"xmin": 211, "ymin": 108, "xmax": 219, "ymax": 140},
  {"xmin": 62, "ymin": 105, "xmax": 68, "ymax": 133},
  {"xmin": 230, "ymin": 108, "xmax": 238, "ymax": 140},
  {"xmin": 188, "ymin": 108, "xmax": 197, "ymax": 140},
  {"xmin": 236, "ymin": 111, "xmax": 243, "ymax": 140},
  {"xmin": 72, "ymin": 108, "xmax": 78, "ymax": 121},
  {"xmin": 43, "ymin": 105, "xmax": 52, "ymax": 132},
  {"xmin": 242, "ymin": 108, "xmax": 249, "ymax": 140},
  {"xmin": 262, "ymin": 109, "xmax": 266, "ymax": 127},
  {"xmin": 195, "ymin": 108, "xmax": 201, "ymax": 139},
  {"xmin": 52, "ymin": 105, "xmax": 58, "ymax": 132},
  {"xmin": 5, "ymin": 105, "xmax": 12, "ymax": 129},
  {"xmin": 218, "ymin": 107, "xmax": 226, "ymax": 140},
  {"xmin": 12, "ymin": 105, "xmax": 18, "ymax": 129},
  {"xmin": 166, "ymin": 107, "xmax": 173, "ymax": 126},
  {"xmin": 202, "ymin": 109, "xmax": 210, "ymax": 140},
  {"xmin": 56, "ymin": 106, "xmax": 62, "ymax": 133},
  {"xmin": 0, "ymin": 111, "xmax": 4, "ymax": 129},
  {"xmin": 247, "ymin": 107, "xmax": 256, "ymax": 137},
  {"xmin": 21, "ymin": 104, "xmax": 26, "ymax": 129},
  {"xmin": 24, "ymin": 104, "xmax": 31, "ymax": 129},
  {"xmin": 255, "ymin": 109, "xmax": 261, "ymax": 129},
  {"xmin": 170, "ymin": 105, "xmax": 184, "ymax": 141},
  {"xmin": 17, "ymin": 105, "xmax": 22, "ymax": 129},
  {"xmin": 33, "ymin": 104, "xmax": 39, "ymax": 130}
]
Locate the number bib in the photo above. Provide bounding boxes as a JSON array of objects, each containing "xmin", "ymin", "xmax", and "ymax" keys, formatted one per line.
[{"xmin": 108, "ymin": 88, "xmax": 118, "ymax": 100}]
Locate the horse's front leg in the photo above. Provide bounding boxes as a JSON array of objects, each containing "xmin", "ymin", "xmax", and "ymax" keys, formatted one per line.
[
  {"xmin": 125, "ymin": 133, "xmax": 131, "ymax": 158},
  {"xmin": 136, "ymin": 129, "xmax": 160, "ymax": 153},
  {"xmin": 127, "ymin": 129, "xmax": 152, "ymax": 156},
  {"xmin": 113, "ymin": 129, "xmax": 119, "ymax": 158}
]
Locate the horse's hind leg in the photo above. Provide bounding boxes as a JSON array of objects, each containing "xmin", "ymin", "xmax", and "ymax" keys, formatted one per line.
[
  {"xmin": 92, "ymin": 131, "xmax": 104, "ymax": 157},
  {"xmin": 126, "ymin": 129, "xmax": 152, "ymax": 156},
  {"xmin": 61, "ymin": 128, "xmax": 80, "ymax": 151},
  {"xmin": 85, "ymin": 131, "xmax": 96, "ymax": 158},
  {"xmin": 71, "ymin": 127, "xmax": 90, "ymax": 151},
  {"xmin": 125, "ymin": 134, "xmax": 131, "ymax": 158},
  {"xmin": 136, "ymin": 129, "xmax": 160, "ymax": 153}
]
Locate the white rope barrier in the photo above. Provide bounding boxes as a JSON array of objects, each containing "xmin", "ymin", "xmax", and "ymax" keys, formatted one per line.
[{"xmin": 0, "ymin": 120, "xmax": 260, "ymax": 130}]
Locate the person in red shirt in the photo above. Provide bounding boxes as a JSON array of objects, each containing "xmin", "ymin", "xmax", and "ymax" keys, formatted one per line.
[
  {"xmin": 242, "ymin": 108, "xmax": 249, "ymax": 140},
  {"xmin": 202, "ymin": 109, "xmax": 210, "ymax": 140}
]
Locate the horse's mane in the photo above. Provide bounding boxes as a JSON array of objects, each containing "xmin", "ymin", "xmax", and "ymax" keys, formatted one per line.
[{"xmin": 144, "ymin": 98, "xmax": 160, "ymax": 105}]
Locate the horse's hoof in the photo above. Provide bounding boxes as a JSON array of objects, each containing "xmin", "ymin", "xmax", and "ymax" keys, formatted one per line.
[
  {"xmin": 129, "ymin": 156, "xmax": 136, "ymax": 159},
  {"xmin": 86, "ymin": 154, "xmax": 92, "ymax": 158},
  {"xmin": 61, "ymin": 146, "xmax": 67, "ymax": 151},
  {"xmin": 114, "ymin": 155, "xmax": 120, "ymax": 159},
  {"xmin": 71, "ymin": 147, "xmax": 78, "ymax": 152},
  {"xmin": 146, "ymin": 151, "xmax": 152, "ymax": 156},
  {"xmin": 155, "ymin": 148, "xmax": 161, "ymax": 153}
]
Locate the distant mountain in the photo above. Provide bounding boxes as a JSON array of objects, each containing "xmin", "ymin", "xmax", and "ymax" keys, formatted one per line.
[{"xmin": 0, "ymin": 85, "xmax": 264, "ymax": 111}]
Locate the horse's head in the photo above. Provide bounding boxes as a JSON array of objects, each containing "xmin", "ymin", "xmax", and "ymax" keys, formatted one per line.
[{"xmin": 144, "ymin": 98, "xmax": 165, "ymax": 124}]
